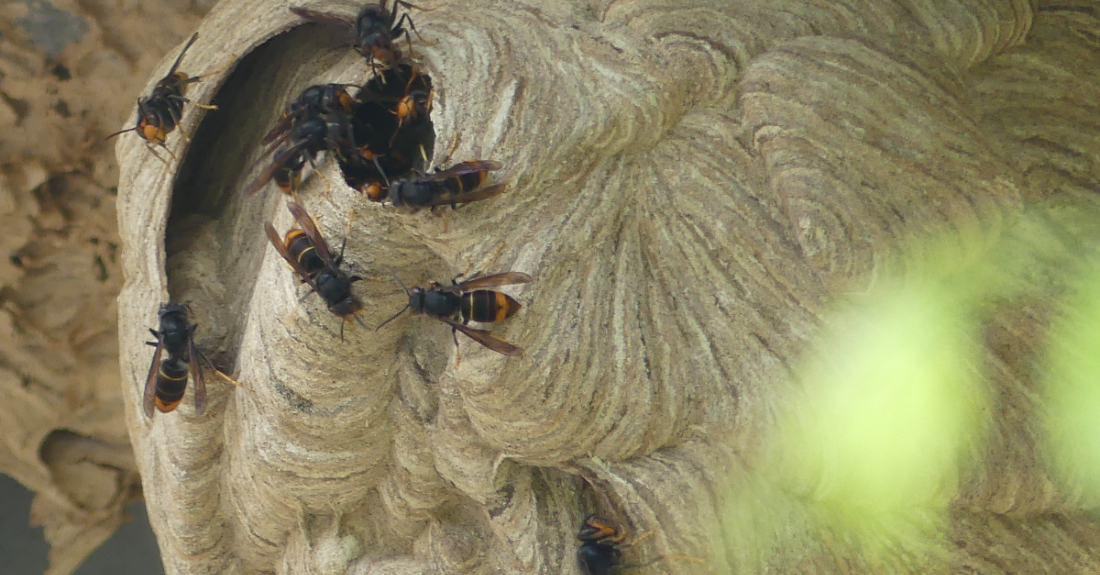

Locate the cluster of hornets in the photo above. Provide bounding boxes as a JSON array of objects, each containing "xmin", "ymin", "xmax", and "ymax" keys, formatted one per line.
[{"xmin": 111, "ymin": 2, "xmax": 693, "ymax": 574}]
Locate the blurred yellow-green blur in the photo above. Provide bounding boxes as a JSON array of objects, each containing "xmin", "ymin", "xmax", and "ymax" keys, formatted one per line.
[
  {"xmin": 719, "ymin": 238, "xmax": 992, "ymax": 572},
  {"xmin": 1044, "ymin": 255, "xmax": 1100, "ymax": 507},
  {"xmin": 773, "ymin": 227, "xmax": 999, "ymax": 510},
  {"xmin": 717, "ymin": 201, "xmax": 1100, "ymax": 571},
  {"xmin": 721, "ymin": 203, "xmax": 1100, "ymax": 571},
  {"xmin": 787, "ymin": 280, "xmax": 985, "ymax": 509}
]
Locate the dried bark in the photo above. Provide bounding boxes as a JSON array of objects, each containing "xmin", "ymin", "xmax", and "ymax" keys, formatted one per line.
[{"xmin": 11, "ymin": 0, "xmax": 1097, "ymax": 574}]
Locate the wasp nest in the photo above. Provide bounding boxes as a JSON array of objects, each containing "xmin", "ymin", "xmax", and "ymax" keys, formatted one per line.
[{"xmin": 113, "ymin": 0, "xmax": 1100, "ymax": 574}]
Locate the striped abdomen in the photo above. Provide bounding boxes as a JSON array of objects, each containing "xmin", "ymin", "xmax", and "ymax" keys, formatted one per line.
[
  {"xmin": 154, "ymin": 357, "xmax": 189, "ymax": 413},
  {"xmin": 439, "ymin": 166, "xmax": 491, "ymax": 195},
  {"xmin": 460, "ymin": 290, "xmax": 522, "ymax": 323},
  {"xmin": 285, "ymin": 229, "xmax": 325, "ymax": 278},
  {"xmin": 274, "ymin": 160, "xmax": 304, "ymax": 194}
]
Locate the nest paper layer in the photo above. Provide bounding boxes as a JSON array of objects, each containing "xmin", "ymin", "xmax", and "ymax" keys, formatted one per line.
[{"xmin": 103, "ymin": 0, "xmax": 1100, "ymax": 574}]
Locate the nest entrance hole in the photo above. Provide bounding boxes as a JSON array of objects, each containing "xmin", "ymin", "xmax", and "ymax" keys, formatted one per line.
[{"xmin": 339, "ymin": 63, "xmax": 436, "ymax": 200}]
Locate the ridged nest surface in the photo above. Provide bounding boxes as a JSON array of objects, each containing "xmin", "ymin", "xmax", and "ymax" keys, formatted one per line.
[{"xmin": 113, "ymin": 0, "xmax": 1100, "ymax": 573}]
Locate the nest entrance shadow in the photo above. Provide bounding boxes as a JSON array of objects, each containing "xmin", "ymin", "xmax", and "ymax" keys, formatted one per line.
[
  {"xmin": 162, "ymin": 25, "xmax": 436, "ymax": 382},
  {"xmin": 342, "ymin": 64, "xmax": 436, "ymax": 198}
]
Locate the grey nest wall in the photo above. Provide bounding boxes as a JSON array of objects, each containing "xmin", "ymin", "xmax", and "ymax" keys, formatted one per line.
[{"xmin": 112, "ymin": 0, "xmax": 1100, "ymax": 574}]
